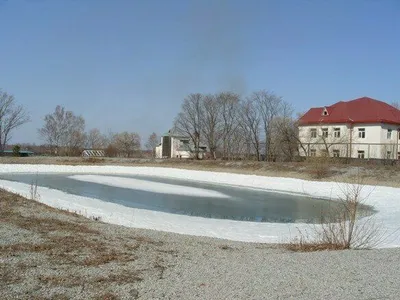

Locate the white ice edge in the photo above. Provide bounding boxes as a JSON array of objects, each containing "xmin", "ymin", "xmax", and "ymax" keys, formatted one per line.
[
  {"xmin": 69, "ymin": 174, "xmax": 230, "ymax": 198},
  {"xmin": 0, "ymin": 164, "xmax": 399, "ymax": 248}
]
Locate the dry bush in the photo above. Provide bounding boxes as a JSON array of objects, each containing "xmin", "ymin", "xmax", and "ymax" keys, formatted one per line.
[
  {"xmin": 82, "ymin": 157, "xmax": 105, "ymax": 164},
  {"xmin": 307, "ymin": 157, "xmax": 331, "ymax": 179},
  {"xmin": 287, "ymin": 170, "xmax": 385, "ymax": 251}
]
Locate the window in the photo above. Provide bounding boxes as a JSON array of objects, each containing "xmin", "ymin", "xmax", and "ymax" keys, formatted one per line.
[
  {"xmin": 358, "ymin": 150, "xmax": 365, "ymax": 159},
  {"xmin": 310, "ymin": 149, "xmax": 316, "ymax": 157},
  {"xmin": 333, "ymin": 150, "xmax": 340, "ymax": 157},
  {"xmin": 310, "ymin": 128, "xmax": 317, "ymax": 138},
  {"xmin": 387, "ymin": 151, "xmax": 392, "ymax": 159},
  {"xmin": 322, "ymin": 128, "xmax": 328, "ymax": 138},
  {"xmin": 358, "ymin": 128, "xmax": 365, "ymax": 138},
  {"xmin": 333, "ymin": 128, "xmax": 341, "ymax": 138},
  {"xmin": 398, "ymin": 152, "xmax": 400, "ymax": 160},
  {"xmin": 387, "ymin": 129, "xmax": 392, "ymax": 139}
]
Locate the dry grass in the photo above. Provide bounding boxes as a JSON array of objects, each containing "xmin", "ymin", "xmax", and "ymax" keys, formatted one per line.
[
  {"xmin": 133, "ymin": 235, "xmax": 163, "ymax": 246},
  {"xmin": 82, "ymin": 250, "xmax": 136, "ymax": 266},
  {"xmin": 9, "ymin": 214, "xmax": 98, "ymax": 234},
  {"xmin": 0, "ymin": 188, "xmax": 175, "ymax": 298},
  {"xmin": 2, "ymin": 155, "xmax": 400, "ymax": 188},
  {"xmin": 285, "ymin": 170, "xmax": 385, "ymax": 252},
  {"xmin": 94, "ymin": 293, "xmax": 119, "ymax": 300},
  {"xmin": 38, "ymin": 274, "xmax": 83, "ymax": 287},
  {"xmin": 38, "ymin": 270, "xmax": 142, "ymax": 287},
  {"xmin": 92, "ymin": 271, "xmax": 143, "ymax": 284}
]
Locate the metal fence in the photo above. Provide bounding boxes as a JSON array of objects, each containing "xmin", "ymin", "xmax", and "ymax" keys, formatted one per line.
[{"xmin": 300, "ymin": 142, "xmax": 400, "ymax": 160}]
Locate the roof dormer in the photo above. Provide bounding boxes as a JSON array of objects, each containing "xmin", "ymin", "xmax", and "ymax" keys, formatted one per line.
[{"xmin": 322, "ymin": 107, "xmax": 329, "ymax": 116}]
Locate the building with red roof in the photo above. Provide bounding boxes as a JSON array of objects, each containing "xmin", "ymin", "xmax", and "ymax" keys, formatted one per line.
[{"xmin": 298, "ymin": 97, "xmax": 400, "ymax": 160}]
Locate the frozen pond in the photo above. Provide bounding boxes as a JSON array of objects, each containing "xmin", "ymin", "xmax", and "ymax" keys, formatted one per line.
[{"xmin": 0, "ymin": 173, "xmax": 372, "ymax": 223}]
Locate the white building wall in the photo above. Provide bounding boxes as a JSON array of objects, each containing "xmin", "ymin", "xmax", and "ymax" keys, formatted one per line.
[
  {"xmin": 299, "ymin": 123, "xmax": 400, "ymax": 159},
  {"xmin": 155, "ymin": 145, "xmax": 162, "ymax": 158},
  {"xmin": 298, "ymin": 124, "xmax": 351, "ymax": 157}
]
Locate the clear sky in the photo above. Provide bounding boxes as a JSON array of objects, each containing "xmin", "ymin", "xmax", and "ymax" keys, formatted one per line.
[{"xmin": 1, "ymin": 0, "xmax": 399, "ymax": 144}]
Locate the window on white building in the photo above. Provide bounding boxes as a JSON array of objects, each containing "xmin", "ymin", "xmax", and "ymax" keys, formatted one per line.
[
  {"xmin": 358, "ymin": 150, "xmax": 365, "ymax": 159},
  {"xmin": 333, "ymin": 150, "xmax": 340, "ymax": 157},
  {"xmin": 387, "ymin": 129, "xmax": 392, "ymax": 139},
  {"xmin": 333, "ymin": 128, "xmax": 341, "ymax": 138},
  {"xmin": 310, "ymin": 149, "xmax": 316, "ymax": 157},
  {"xmin": 387, "ymin": 151, "xmax": 392, "ymax": 159},
  {"xmin": 358, "ymin": 128, "xmax": 365, "ymax": 138},
  {"xmin": 398, "ymin": 152, "xmax": 400, "ymax": 160},
  {"xmin": 310, "ymin": 128, "xmax": 317, "ymax": 138},
  {"xmin": 322, "ymin": 128, "xmax": 328, "ymax": 138}
]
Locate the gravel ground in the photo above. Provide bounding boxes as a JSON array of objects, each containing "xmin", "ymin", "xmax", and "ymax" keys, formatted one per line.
[{"xmin": 1, "ymin": 189, "xmax": 400, "ymax": 300}]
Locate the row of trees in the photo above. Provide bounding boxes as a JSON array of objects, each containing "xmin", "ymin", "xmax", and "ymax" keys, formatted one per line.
[
  {"xmin": 0, "ymin": 89, "xmax": 159, "ymax": 157},
  {"xmin": 37, "ymin": 105, "xmax": 160, "ymax": 157},
  {"xmin": 4, "ymin": 86, "xmax": 399, "ymax": 160},
  {"xmin": 173, "ymin": 91, "xmax": 300, "ymax": 161}
]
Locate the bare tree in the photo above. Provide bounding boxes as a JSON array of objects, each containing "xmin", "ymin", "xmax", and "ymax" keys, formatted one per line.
[
  {"xmin": 0, "ymin": 90, "xmax": 30, "ymax": 154},
  {"xmin": 391, "ymin": 101, "xmax": 400, "ymax": 110},
  {"xmin": 174, "ymin": 93, "xmax": 203, "ymax": 159},
  {"xmin": 38, "ymin": 105, "xmax": 85, "ymax": 155},
  {"xmin": 272, "ymin": 102, "xmax": 299, "ymax": 161},
  {"xmin": 145, "ymin": 132, "xmax": 159, "ymax": 157},
  {"xmin": 201, "ymin": 94, "xmax": 221, "ymax": 159},
  {"xmin": 240, "ymin": 98, "xmax": 262, "ymax": 160},
  {"xmin": 251, "ymin": 90, "xmax": 282, "ymax": 161},
  {"xmin": 86, "ymin": 128, "xmax": 107, "ymax": 149},
  {"xmin": 217, "ymin": 92, "xmax": 241, "ymax": 160},
  {"xmin": 113, "ymin": 132, "xmax": 141, "ymax": 158}
]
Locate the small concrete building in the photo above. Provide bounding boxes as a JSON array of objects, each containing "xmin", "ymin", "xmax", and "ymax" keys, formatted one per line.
[
  {"xmin": 2, "ymin": 150, "xmax": 35, "ymax": 157},
  {"xmin": 155, "ymin": 131, "xmax": 207, "ymax": 159}
]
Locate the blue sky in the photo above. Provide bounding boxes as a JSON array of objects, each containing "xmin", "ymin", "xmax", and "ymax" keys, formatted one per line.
[{"xmin": 1, "ymin": 0, "xmax": 399, "ymax": 144}]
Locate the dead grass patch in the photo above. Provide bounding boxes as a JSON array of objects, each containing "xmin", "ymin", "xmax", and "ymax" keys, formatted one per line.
[
  {"xmin": 82, "ymin": 250, "xmax": 136, "ymax": 266},
  {"xmin": 94, "ymin": 293, "xmax": 119, "ymax": 300},
  {"xmin": 93, "ymin": 271, "xmax": 143, "ymax": 284},
  {"xmin": 1, "ymin": 242, "xmax": 55, "ymax": 254},
  {"xmin": 10, "ymin": 215, "xmax": 98, "ymax": 234},
  {"xmin": 134, "ymin": 235, "xmax": 163, "ymax": 246},
  {"xmin": 285, "ymin": 239, "xmax": 348, "ymax": 252},
  {"xmin": 32, "ymin": 295, "xmax": 69, "ymax": 300},
  {"xmin": 285, "ymin": 169, "xmax": 385, "ymax": 252},
  {"xmin": 38, "ymin": 274, "xmax": 83, "ymax": 287}
]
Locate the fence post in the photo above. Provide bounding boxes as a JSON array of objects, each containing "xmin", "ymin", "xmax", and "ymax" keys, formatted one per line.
[{"xmin": 368, "ymin": 144, "xmax": 370, "ymax": 160}]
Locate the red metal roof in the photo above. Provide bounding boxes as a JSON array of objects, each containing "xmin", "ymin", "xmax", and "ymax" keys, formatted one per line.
[{"xmin": 299, "ymin": 97, "xmax": 400, "ymax": 126}]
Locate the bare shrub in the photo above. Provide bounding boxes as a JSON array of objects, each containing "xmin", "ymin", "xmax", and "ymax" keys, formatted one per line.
[
  {"xmin": 30, "ymin": 174, "xmax": 40, "ymax": 201},
  {"xmin": 287, "ymin": 170, "xmax": 385, "ymax": 251},
  {"xmin": 307, "ymin": 157, "xmax": 331, "ymax": 179}
]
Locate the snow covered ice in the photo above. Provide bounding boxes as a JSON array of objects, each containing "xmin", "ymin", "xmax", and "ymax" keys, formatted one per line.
[{"xmin": 0, "ymin": 164, "xmax": 399, "ymax": 248}]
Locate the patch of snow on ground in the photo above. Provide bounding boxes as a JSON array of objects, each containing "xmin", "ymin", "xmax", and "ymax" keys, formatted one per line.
[
  {"xmin": 0, "ymin": 164, "xmax": 399, "ymax": 248},
  {"xmin": 70, "ymin": 175, "xmax": 230, "ymax": 198}
]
